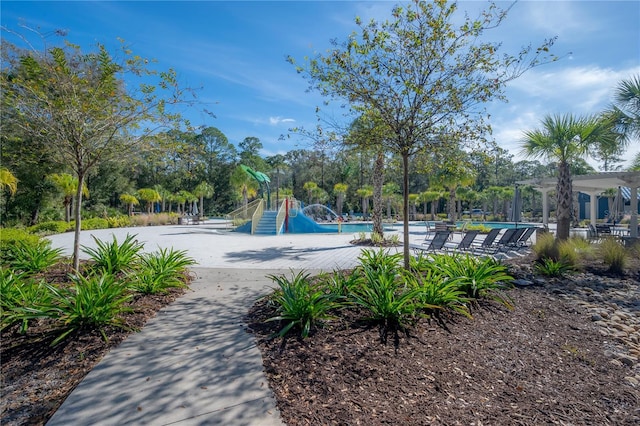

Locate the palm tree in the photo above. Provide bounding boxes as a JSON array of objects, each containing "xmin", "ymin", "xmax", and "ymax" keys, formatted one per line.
[
  {"xmin": 382, "ymin": 182, "xmax": 400, "ymax": 220},
  {"xmin": 611, "ymin": 75, "xmax": 640, "ymax": 142},
  {"xmin": 193, "ymin": 181, "xmax": 214, "ymax": 220},
  {"xmin": 303, "ymin": 181, "xmax": 318, "ymax": 205},
  {"xmin": 356, "ymin": 185, "xmax": 373, "ymax": 220},
  {"xmin": 333, "ymin": 183, "xmax": 348, "ymax": 217},
  {"xmin": 119, "ymin": 193, "xmax": 139, "ymax": 216},
  {"xmin": 408, "ymin": 193, "xmax": 420, "ymax": 221},
  {"xmin": 521, "ymin": 114, "xmax": 612, "ymax": 240},
  {"xmin": 230, "ymin": 166, "xmax": 258, "ymax": 210},
  {"xmin": 419, "ymin": 190, "xmax": 441, "ymax": 221},
  {"xmin": 0, "ymin": 168, "xmax": 18, "ymax": 196},
  {"xmin": 48, "ymin": 173, "xmax": 89, "ymax": 222},
  {"xmin": 631, "ymin": 152, "xmax": 640, "ymax": 172},
  {"xmin": 137, "ymin": 188, "xmax": 161, "ymax": 214}
]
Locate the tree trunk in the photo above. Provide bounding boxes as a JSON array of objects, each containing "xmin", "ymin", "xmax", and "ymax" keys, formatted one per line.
[
  {"xmin": 448, "ymin": 188, "xmax": 456, "ymax": 222},
  {"xmin": 402, "ymin": 152, "xmax": 410, "ymax": 270},
  {"xmin": 372, "ymin": 151, "xmax": 384, "ymax": 238},
  {"xmin": 199, "ymin": 196, "xmax": 204, "ymax": 220},
  {"xmin": 556, "ymin": 161, "xmax": 572, "ymax": 240},
  {"xmin": 72, "ymin": 173, "xmax": 85, "ymax": 271}
]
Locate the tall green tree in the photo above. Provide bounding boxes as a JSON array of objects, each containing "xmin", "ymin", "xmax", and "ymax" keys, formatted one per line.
[
  {"xmin": 137, "ymin": 188, "xmax": 161, "ymax": 214},
  {"xmin": 290, "ymin": 0, "xmax": 557, "ymax": 268},
  {"xmin": 119, "ymin": 193, "xmax": 139, "ymax": 216},
  {"xmin": 193, "ymin": 181, "xmax": 214, "ymax": 219},
  {"xmin": 1, "ymin": 32, "xmax": 194, "ymax": 269},
  {"xmin": 48, "ymin": 173, "xmax": 89, "ymax": 222},
  {"xmin": 611, "ymin": 75, "xmax": 640, "ymax": 142},
  {"xmin": 333, "ymin": 183, "xmax": 348, "ymax": 217},
  {"xmin": 521, "ymin": 114, "xmax": 612, "ymax": 240}
]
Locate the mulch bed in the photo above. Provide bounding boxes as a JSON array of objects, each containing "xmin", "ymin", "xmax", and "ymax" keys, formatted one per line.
[
  {"xmin": 246, "ymin": 275, "xmax": 640, "ymax": 425},
  {"xmin": 3, "ymin": 258, "xmax": 640, "ymax": 425}
]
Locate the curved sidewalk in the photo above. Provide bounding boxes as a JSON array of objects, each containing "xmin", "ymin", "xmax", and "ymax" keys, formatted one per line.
[{"xmin": 46, "ymin": 223, "xmax": 404, "ymax": 425}]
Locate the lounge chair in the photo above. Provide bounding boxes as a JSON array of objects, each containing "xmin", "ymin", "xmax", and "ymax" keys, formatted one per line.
[
  {"xmin": 507, "ymin": 227, "xmax": 528, "ymax": 248},
  {"xmin": 494, "ymin": 228, "xmax": 518, "ymax": 252},
  {"xmin": 413, "ymin": 230, "xmax": 452, "ymax": 253},
  {"xmin": 471, "ymin": 228, "xmax": 502, "ymax": 253},
  {"xmin": 444, "ymin": 230, "xmax": 479, "ymax": 252},
  {"xmin": 514, "ymin": 227, "xmax": 537, "ymax": 248}
]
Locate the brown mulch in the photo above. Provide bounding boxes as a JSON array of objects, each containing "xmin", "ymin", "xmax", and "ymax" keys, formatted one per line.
[{"xmin": 246, "ymin": 263, "xmax": 640, "ymax": 425}]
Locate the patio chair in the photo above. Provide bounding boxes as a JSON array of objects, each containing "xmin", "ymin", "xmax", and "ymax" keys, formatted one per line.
[
  {"xmin": 444, "ymin": 230, "xmax": 479, "ymax": 252},
  {"xmin": 414, "ymin": 230, "xmax": 452, "ymax": 253},
  {"xmin": 423, "ymin": 221, "xmax": 435, "ymax": 240},
  {"xmin": 514, "ymin": 227, "xmax": 537, "ymax": 248},
  {"xmin": 494, "ymin": 228, "xmax": 518, "ymax": 252},
  {"xmin": 507, "ymin": 227, "xmax": 528, "ymax": 248},
  {"xmin": 471, "ymin": 228, "xmax": 502, "ymax": 253}
]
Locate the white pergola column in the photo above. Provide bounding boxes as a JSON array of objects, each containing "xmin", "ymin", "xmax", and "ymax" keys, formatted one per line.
[
  {"xmin": 541, "ymin": 188, "xmax": 551, "ymax": 227},
  {"xmin": 588, "ymin": 192, "xmax": 599, "ymax": 226},
  {"xmin": 631, "ymin": 185, "xmax": 638, "ymax": 238}
]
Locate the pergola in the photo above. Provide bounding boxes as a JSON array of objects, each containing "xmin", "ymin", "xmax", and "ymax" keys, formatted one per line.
[{"xmin": 517, "ymin": 171, "xmax": 640, "ymax": 238}]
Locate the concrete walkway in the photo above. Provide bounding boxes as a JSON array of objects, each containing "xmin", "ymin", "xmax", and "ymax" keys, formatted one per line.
[{"xmin": 46, "ymin": 222, "xmax": 405, "ymax": 425}]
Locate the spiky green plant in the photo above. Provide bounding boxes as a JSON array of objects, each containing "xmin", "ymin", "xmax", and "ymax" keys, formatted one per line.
[
  {"xmin": 0, "ymin": 268, "xmax": 52, "ymax": 333},
  {"xmin": 127, "ymin": 248, "xmax": 195, "ymax": 294},
  {"xmin": 534, "ymin": 258, "xmax": 574, "ymax": 277},
  {"xmin": 3, "ymin": 240, "xmax": 63, "ymax": 276},
  {"xmin": 82, "ymin": 233, "xmax": 144, "ymax": 274},
  {"xmin": 357, "ymin": 248, "xmax": 402, "ymax": 275},
  {"xmin": 402, "ymin": 269, "xmax": 470, "ymax": 319},
  {"xmin": 350, "ymin": 263, "xmax": 421, "ymax": 343},
  {"xmin": 531, "ymin": 232, "xmax": 559, "ymax": 261},
  {"xmin": 598, "ymin": 237, "xmax": 627, "ymax": 275},
  {"xmin": 16, "ymin": 273, "xmax": 132, "ymax": 345},
  {"xmin": 429, "ymin": 253, "xmax": 514, "ymax": 309},
  {"xmin": 325, "ymin": 270, "xmax": 360, "ymax": 298},
  {"xmin": 266, "ymin": 270, "xmax": 337, "ymax": 338}
]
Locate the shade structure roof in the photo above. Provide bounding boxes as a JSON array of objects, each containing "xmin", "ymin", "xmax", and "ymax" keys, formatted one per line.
[{"xmin": 517, "ymin": 171, "xmax": 640, "ymax": 194}]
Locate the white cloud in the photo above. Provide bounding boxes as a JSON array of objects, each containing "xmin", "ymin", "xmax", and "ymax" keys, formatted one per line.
[{"xmin": 269, "ymin": 116, "xmax": 296, "ymax": 126}]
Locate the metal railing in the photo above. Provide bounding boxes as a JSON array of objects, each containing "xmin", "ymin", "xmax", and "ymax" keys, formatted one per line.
[
  {"xmin": 275, "ymin": 197, "xmax": 298, "ymax": 235},
  {"xmin": 250, "ymin": 200, "xmax": 265, "ymax": 235},
  {"xmin": 225, "ymin": 199, "xmax": 264, "ymax": 230}
]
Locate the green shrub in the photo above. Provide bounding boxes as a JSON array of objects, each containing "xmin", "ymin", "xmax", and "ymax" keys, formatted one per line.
[
  {"xmin": 17, "ymin": 273, "xmax": 133, "ymax": 345},
  {"xmin": 0, "ymin": 229, "xmax": 42, "ymax": 262},
  {"xmin": 357, "ymin": 249, "xmax": 402, "ymax": 275},
  {"xmin": 3, "ymin": 240, "xmax": 63, "ymax": 276},
  {"xmin": 598, "ymin": 237, "xmax": 627, "ymax": 274},
  {"xmin": 0, "ymin": 269, "xmax": 52, "ymax": 333},
  {"xmin": 82, "ymin": 234, "xmax": 144, "ymax": 275},
  {"xmin": 350, "ymin": 262, "xmax": 421, "ymax": 343},
  {"xmin": 465, "ymin": 224, "xmax": 492, "ymax": 233},
  {"xmin": 325, "ymin": 270, "xmax": 359, "ymax": 298},
  {"xmin": 127, "ymin": 248, "xmax": 195, "ymax": 294},
  {"xmin": 428, "ymin": 254, "xmax": 514, "ymax": 309},
  {"xmin": 27, "ymin": 221, "xmax": 71, "ymax": 235},
  {"xmin": 107, "ymin": 215, "xmax": 133, "ymax": 228},
  {"xmin": 534, "ymin": 258, "xmax": 574, "ymax": 277},
  {"xmin": 557, "ymin": 239, "xmax": 581, "ymax": 270},
  {"xmin": 81, "ymin": 218, "xmax": 109, "ymax": 230},
  {"xmin": 266, "ymin": 270, "xmax": 338, "ymax": 338},
  {"xmin": 402, "ymin": 269, "xmax": 470, "ymax": 319}
]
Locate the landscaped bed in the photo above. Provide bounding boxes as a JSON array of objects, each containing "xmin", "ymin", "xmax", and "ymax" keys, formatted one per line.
[{"xmin": 2, "ymin": 234, "xmax": 639, "ymax": 425}]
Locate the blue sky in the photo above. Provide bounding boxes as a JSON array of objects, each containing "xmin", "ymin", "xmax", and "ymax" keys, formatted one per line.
[{"xmin": 2, "ymin": 1, "xmax": 639, "ymax": 168}]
